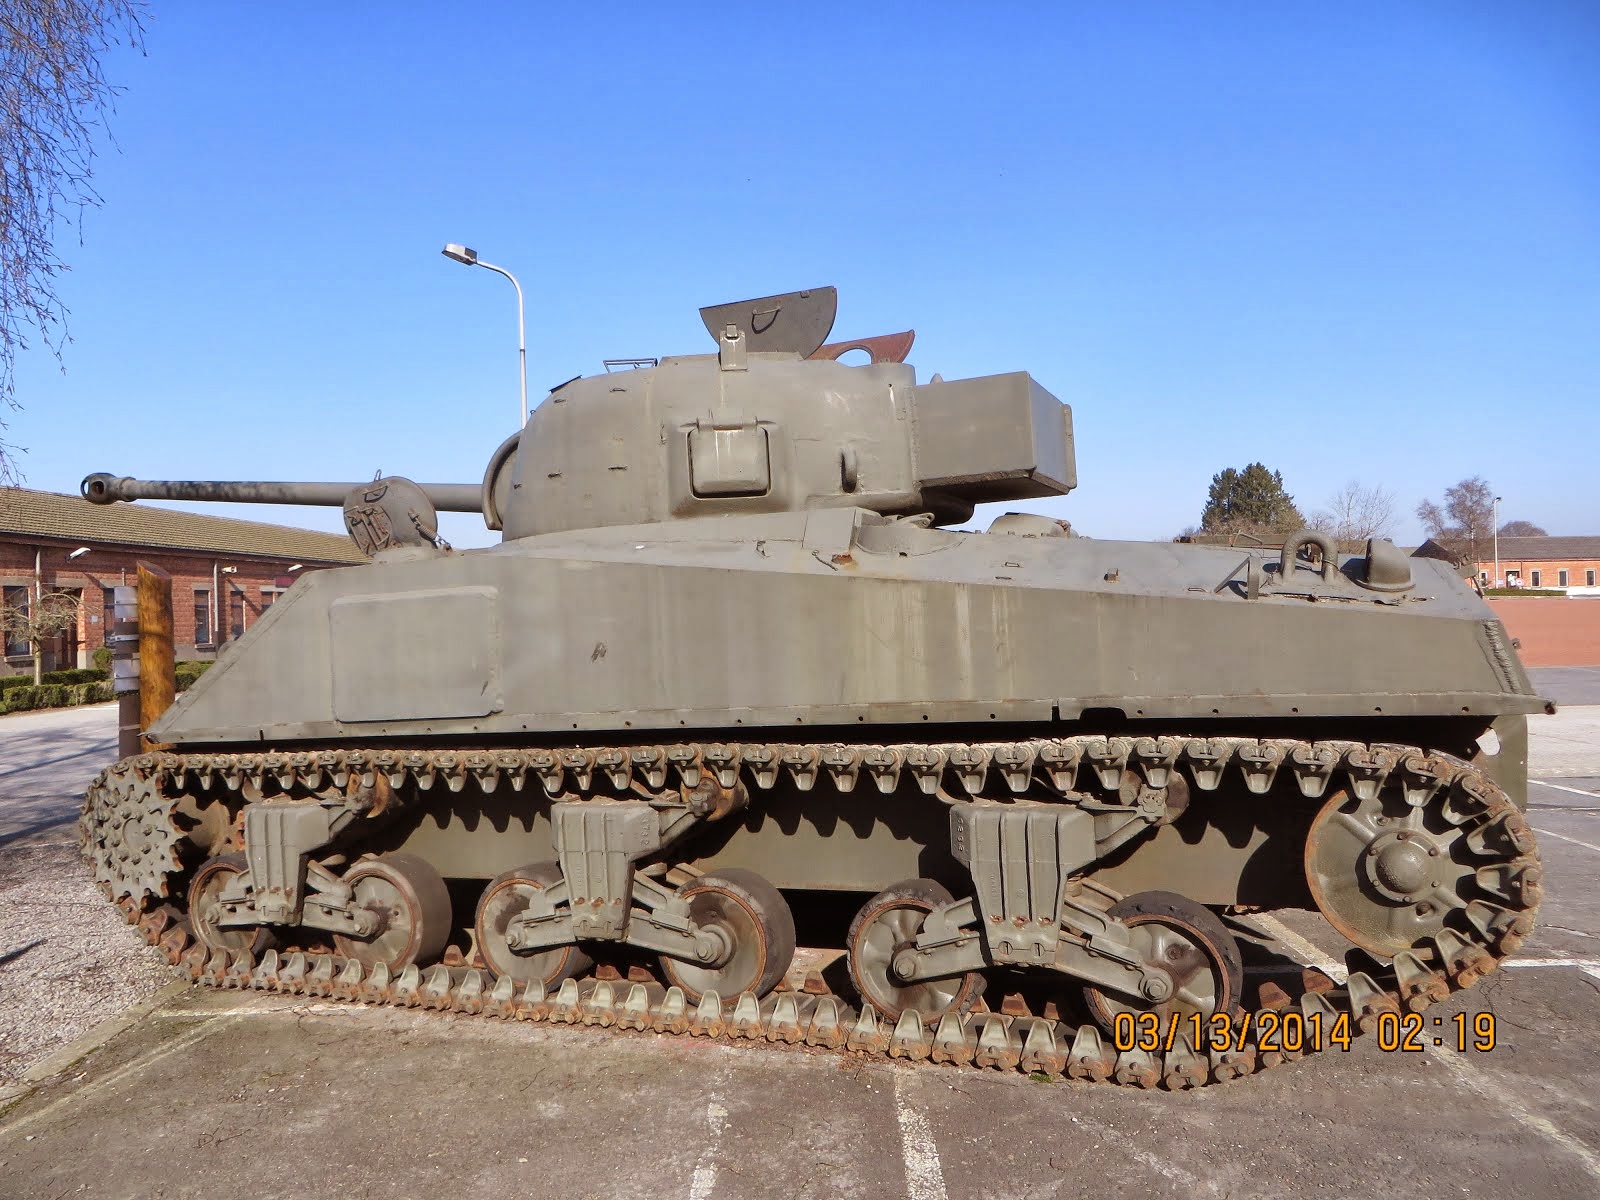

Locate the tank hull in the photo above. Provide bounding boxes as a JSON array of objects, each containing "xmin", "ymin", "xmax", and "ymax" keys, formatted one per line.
[{"xmin": 155, "ymin": 508, "xmax": 1544, "ymax": 748}]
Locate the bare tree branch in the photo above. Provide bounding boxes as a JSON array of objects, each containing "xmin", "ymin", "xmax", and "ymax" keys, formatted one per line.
[
  {"xmin": 1, "ymin": 587, "xmax": 82, "ymax": 684},
  {"xmin": 1415, "ymin": 476, "xmax": 1495, "ymax": 566},
  {"xmin": 0, "ymin": 0, "xmax": 147, "ymax": 482},
  {"xmin": 1311, "ymin": 480, "xmax": 1398, "ymax": 551}
]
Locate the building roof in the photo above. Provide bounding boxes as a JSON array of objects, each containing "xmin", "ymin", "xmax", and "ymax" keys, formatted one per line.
[
  {"xmin": 1475, "ymin": 536, "xmax": 1600, "ymax": 563},
  {"xmin": 0, "ymin": 487, "xmax": 367, "ymax": 564}
]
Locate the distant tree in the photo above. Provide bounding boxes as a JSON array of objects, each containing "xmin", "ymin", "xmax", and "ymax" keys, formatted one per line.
[
  {"xmin": 0, "ymin": 0, "xmax": 148, "ymax": 483},
  {"xmin": 1498, "ymin": 519, "xmax": 1548, "ymax": 537},
  {"xmin": 1416, "ymin": 476, "xmax": 1495, "ymax": 565},
  {"xmin": 1312, "ymin": 480, "xmax": 1398, "ymax": 551},
  {"xmin": 0, "ymin": 588, "xmax": 82, "ymax": 684},
  {"xmin": 1199, "ymin": 463, "xmax": 1305, "ymax": 541}
]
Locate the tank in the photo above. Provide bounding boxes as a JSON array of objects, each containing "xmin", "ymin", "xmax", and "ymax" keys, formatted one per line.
[{"xmin": 79, "ymin": 286, "xmax": 1546, "ymax": 1087}]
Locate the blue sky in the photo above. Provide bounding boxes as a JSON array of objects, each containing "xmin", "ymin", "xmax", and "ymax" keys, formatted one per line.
[{"xmin": 7, "ymin": 2, "xmax": 1597, "ymax": 547}]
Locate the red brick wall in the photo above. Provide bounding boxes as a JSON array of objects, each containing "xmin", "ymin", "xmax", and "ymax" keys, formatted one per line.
[
  {"xmin": 1489, "ymin": 597, "xmax": 1600, "ymax": 667},
  {"xmin": 1473, "ymin": 557, "xmax": 1600, "ymax": 589},
  {"xmin": 1, "ymin": 537, "xmax": 344, "ymax": 673}
]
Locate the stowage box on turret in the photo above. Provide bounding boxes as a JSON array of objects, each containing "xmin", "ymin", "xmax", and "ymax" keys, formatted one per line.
[{"xmin": 80, "ymin": 287, "xmax": 1546, "ymax": 1087}]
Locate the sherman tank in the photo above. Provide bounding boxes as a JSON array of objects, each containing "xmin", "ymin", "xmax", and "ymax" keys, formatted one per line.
[{"xmin": 78, "ymin": 286, "xmax": 1546, "ymax": 1087}]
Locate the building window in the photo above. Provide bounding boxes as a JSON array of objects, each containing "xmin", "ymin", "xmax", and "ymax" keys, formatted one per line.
[
  {"xmin": 3, "ymin": 585, "xmax": 29, "ymax": 659},
  {"xmin": 1558, "ymin": 569, "xmax": 1569, "ymax": 587},
  {"xmin": 1530, "ymin": 570, "xmax": 1541, "ymax": 587},
  {"xmin": 260, "ymin": 585, "xmax": 287, "ymax": 610},
  {"xmin": 1589, "ymin": 570, "xmax": 1597, "ymax": 588},
  {"xmin": 193, "ymin": 587, "xmax": 212, "ymax": 647},
  {"xmin": 1479, "ymin": 571, "xmax": 1489, "ymax": 585},
  {"xmin": 230, "ymin": 589, "xmax": 245, "ymax": 640},
  {"xmin": 102, "ymin": 587, "xmax": 116, "ymax": 642},
  {"xmin": 45, "ymin": 588, "xmax": 82, "ymax": 671}
]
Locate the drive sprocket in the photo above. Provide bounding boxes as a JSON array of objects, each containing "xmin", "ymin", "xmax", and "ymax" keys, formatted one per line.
[{"xmin": 79, "ymin": 761, "xmax": 185, "ymax": 903}]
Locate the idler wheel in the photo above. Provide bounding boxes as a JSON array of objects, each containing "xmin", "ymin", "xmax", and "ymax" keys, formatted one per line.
[
  {"xmin": 475, "ymin": 862, "xmax": 594, "ymax": 988},
  {"xmin": 332, "ymin": 853, "xmax": 452, "ymax": 972},
  {"xmin": 1305, "ymin": 786, "xmax": 1472, "ymax": 958},
  {"xmin": 1083, "ymin": 891, "xmax": 1243, "ymax": 1035},
  {"xmin": 847, "ymin": 879, "xmax": 983, "ymax": 1025},
  {"xmin": 659, "ymin": 868, "xmax": 795, "ymax": 1003},
  {"xmin": 187, "ymin": 853, "xmax": 278, "ymax": 958}
]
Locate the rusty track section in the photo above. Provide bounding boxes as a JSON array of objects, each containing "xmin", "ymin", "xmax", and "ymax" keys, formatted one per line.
[{"xmin": 83, "ymin": 734, "xmax": 1541, "ymax": 1090}]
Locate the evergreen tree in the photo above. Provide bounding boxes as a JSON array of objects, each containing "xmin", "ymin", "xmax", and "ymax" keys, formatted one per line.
[{"xmin": 1199, "ymin": 463, "xmax": 1304, "ymax": 538}]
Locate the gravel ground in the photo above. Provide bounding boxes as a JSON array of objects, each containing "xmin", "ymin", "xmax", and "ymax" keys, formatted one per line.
[
  {"xmin": 0, "ymin": 704, "xmax": 170, "ymax": 1090},
  {"xmin": 0, "ymin": 839, "xmax": 173, "ymax": 1087}
]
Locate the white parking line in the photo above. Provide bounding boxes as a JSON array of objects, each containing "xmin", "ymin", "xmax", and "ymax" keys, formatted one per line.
[
  {"xmin": 1426, "ymin": 1044, "xmax": 1600, "ymax": 1182},
  {"xmin": 1250, "ymin": 921, "xmax": 1600, "ymax": 976},
  {"xmin": 894, "ymin": 1070, "xmax": 949, "ymax": 1200},
  {"xmin": 1533, "ymin": 826, "xmax": 1600, "ymax": 855},
  {"xmin": 1252, "ymin": 913, "xmax": 1346, "ymax": 980},
  {"xmin": 686, "ymin": 1098, "xmax": 728, "ymax": 1200},
  {"xmin": 1070, "ymin": 1113, "xmax": 1234, "ymax": 1196},
  {"xmin": 1531, "ymin": 780, "xmax": 1600, "ymax": 800}
]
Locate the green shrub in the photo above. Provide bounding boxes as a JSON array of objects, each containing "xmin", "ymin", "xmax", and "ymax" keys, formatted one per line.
[
  {"xmin": 92, "ymin": 647, "xmax": 113, "ymax": 673},
  {"xmin": 1, "ymin": 678, "xmax": 114, "ymax": 712},
  {"xmin": 1, "ymin": 667, "xmax": 107, "ymax": 691},
  {"xmin": 175, "ymin": 660, "xmax": 213, "ymax": 691},
  {"xmin": 1, "ymin": 665, "xmax": 194, "ymax": 712},
  {"xmin": 1484, "ymin": 588, "xmax": 1566, "ymax": 598}
]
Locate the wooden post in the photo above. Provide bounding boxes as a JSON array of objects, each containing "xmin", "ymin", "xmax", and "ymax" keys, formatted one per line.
[{"xmin": 136, "ymin": 561, "xmax": 175, "ymax": 750}]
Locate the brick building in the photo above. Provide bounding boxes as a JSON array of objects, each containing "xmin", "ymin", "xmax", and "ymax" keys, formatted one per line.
[
  {"xmin": 1472, "ymin": 536, "xmax": 1600, "ymax": 594},
  {"xmin": 1, "ymin": 486, "xmax": 365, "ymax": 675}
]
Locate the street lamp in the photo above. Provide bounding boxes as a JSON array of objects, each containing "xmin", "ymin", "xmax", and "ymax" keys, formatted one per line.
[
  {"xmin": 441, "ymin": 243, "xmax": 528, "ymax": 427},
  {"xmin": 67, "ymin": 546, "xmax": 91, "ymax": 560},
  {"xmin": 1493, "ymin": 496, "xmax": 1502, "ymax": 588}
]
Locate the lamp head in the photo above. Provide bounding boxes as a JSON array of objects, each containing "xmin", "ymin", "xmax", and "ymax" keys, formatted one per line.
[
  {"xmin": 67, "ymin": 546, "xmax": 91, "ymax": 559},
  {"xmin": 442, "ymin": 243, "xmax": 478, "ymax": 266}
]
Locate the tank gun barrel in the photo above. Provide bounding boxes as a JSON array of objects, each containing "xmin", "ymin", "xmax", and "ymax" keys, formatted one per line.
[{"xmin": 81, "ymin": 473, "xmax": 483, "ymax": 513}]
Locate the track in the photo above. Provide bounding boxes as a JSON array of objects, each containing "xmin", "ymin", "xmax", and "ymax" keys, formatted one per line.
[{"xmin": 80, "ymin": 734, "xmax": 1541, "ymax": 1090}]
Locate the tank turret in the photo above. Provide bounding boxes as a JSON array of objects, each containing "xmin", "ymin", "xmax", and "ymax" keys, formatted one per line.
[
  {"xmin": 83, "ymin": 287, "xmax": 1077, "ymax": 547},
  {"xmin": 496, "ymin": 287, "xmax": 1075, "ymax": 537}
]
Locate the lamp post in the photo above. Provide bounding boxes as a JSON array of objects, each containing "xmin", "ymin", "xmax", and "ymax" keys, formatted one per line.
[
  {"xmin": 1493, "ymin": 496, "xmax": 1502, "ymax": 589},
  {"xmin": 442, "ymin": 244, "xmax": 528, "ymax": 427}
]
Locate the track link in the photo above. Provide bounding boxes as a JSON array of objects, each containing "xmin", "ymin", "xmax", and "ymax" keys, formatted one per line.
[{"xmin": 82, "ymin": 733, "xmax": 1541, "ymax": 1090}]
